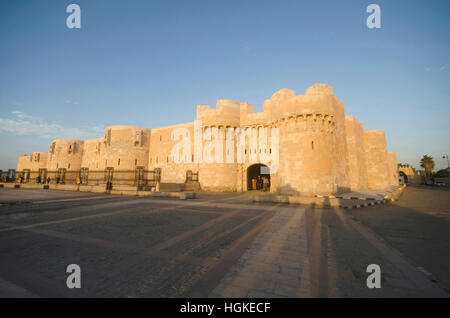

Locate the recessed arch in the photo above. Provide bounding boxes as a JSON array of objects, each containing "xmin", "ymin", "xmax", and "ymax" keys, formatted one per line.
[
  {"xmin": 399, "ymin": 171, "xmax": 408, "ymax": 184},
  {"xmin": 247, "ymin": 163, "xmax": 270, "ymax": 191}
]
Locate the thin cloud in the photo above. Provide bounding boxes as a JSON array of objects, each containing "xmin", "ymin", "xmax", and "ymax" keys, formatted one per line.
[
  {"xmin": 0, "ymin": 111, "xmax": 104, "ymax": 140},
  {"xmin": 11, "ymin": 110, "xmax": 33, "ymax": 119},
  {"xmin": 65, "ymin": 100, "xmax": 79, "ymax": 105},
  {"xmin": 440, "ymin": 64, "xmax": 450, "ymax": 72}
]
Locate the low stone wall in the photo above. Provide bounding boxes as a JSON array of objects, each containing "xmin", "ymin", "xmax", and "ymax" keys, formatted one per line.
[
  {"xmin": 253, "ymin": 186, "xmax": 406, "ymax": 208},
  {"xmin": 159, "ymin": 182, "xmax": 185, "ymax": 192},
  {"xmin": 383, "ymin": 184, "xmax": 406, "ymax": 202},
  {"xmin": 0, "ymin": 183, "xmax": 196, "ymax": 200}
]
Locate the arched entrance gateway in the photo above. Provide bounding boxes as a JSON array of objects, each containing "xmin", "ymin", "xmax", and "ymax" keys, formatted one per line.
[
  {"xmin": 247, "ymin": 164, "xmax": 270, "ymax": 191},
  {"xmin": 399, "ymin": 171, "xmax": 408, "ymax": 185}
]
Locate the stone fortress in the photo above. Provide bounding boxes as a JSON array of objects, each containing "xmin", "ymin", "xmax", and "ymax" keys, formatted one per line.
[{"xmin": 16, "ymin": 84, "xmax": 399, "ymax": 195}]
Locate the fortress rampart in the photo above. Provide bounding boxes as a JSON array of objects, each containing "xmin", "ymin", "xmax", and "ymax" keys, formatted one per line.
[{"xmin": 16, "ymin": 83, "xmax": 398, "ymax": 195}]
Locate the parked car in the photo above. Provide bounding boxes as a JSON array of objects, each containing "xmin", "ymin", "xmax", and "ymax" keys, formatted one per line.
[{"xmin": 435, "ymin": 181, "xmax": 445, "ymax": 186}]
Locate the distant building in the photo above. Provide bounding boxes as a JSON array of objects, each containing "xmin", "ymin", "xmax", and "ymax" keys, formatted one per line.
[{"xmin": 398, "ymin": 164, "xmax": 426, "ymax": 184}]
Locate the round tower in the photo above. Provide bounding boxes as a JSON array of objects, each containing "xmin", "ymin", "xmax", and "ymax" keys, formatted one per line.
[
  {"xmin": 196, "ymin": 99, "xmax": 241, "ymax": 191},
  {"xmin": 272, "ymin": 84, "xmax": 347, "ymax": 195},
  {"xmin": 102, "ymin": 125, "xmax": 151, "ymax": 170},
  {"xmin": 47, "ymin": 139, "xmax": 84, "ymax": 171}
]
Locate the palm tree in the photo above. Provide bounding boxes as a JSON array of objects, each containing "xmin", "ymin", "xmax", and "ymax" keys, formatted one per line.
[{"xmin": 420, "ymin": 155, "xmax": 435, "ymax": 178}]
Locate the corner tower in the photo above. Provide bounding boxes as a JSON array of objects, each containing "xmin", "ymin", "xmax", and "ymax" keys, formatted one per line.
[{"xmin": 272, "ymin": 84, "xmax": 349, "ymax": 195}]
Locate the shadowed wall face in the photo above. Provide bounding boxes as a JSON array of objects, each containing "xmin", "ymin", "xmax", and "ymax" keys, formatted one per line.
[{"xmin": 388, "ymin": 152, "xmax": 399, "ymax": 187}]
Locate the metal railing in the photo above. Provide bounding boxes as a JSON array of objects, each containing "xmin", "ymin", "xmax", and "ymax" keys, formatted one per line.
[
  {"xmin": 13, "ymin": 168, "xmax": 163, "ymax": 188},
  {"xmin": 0, "ymin": 169, "xmax": 16, "ymax": 183}
]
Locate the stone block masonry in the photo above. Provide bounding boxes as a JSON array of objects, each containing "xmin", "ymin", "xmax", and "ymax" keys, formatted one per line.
[{"xmin": 16, "ymin": 84, "xmax": 398, "ymax": 195}]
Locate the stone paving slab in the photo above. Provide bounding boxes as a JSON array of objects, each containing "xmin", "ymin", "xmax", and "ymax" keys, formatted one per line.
[
  {"xmin": 210, "ymin": 204, "xmax": 449, "ymax": 298},
  {"xmin": 210, "ymin": 208, "xmax": 310, "ymax": 298}
]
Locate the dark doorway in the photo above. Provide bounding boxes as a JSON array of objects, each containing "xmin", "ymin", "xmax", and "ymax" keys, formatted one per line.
[
  {"xmin": 57, "ymin": 168, "xmax": 66, "ymax": 184},
  {"xmin": 247, "ymin": 164, "xmax": 270, "ymax": 191},
  {"xmin": 80, "ymin": 168, "xmax": 89, "ymax": 184},
  {"xmin": 399, "ymin": 171, "xmax": 408, "ymax": 184},
  {"xmin": 104, "ymin": 167, "xmax": 114, "ymax": 190},
  {"xmin": 135, "ymin": 166, "xmax": 145, "ymax": 189}
]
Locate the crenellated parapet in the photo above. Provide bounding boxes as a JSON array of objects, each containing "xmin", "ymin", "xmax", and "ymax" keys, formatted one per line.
[
  {"xmin": 196, "ymin": 99, "xmax": 241, "ymax": 127},
  {"xmin": 271, "ymin": 112, "xmax": 336, "ymax": 134}
]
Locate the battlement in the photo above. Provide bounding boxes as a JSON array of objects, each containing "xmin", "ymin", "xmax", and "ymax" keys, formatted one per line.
[
  {"xmin": 49, "ymin": 139, "xmax": 84, "ymax": 155},
  {"xmin": 196, "ymin": 99, "xmax": 240, "ymax": 127},
  {"xmin": 268, "ymin": 85, "xmax": 341, "ymax": 122},
  {"xmin": 305, "ymin": 83, "xmax": 334, "ymax": 95}
]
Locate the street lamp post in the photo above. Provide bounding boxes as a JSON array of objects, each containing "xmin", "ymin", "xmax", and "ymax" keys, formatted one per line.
[{"xmin": 443, "ymin": 154, "xmax": 450, "ymax": 170}]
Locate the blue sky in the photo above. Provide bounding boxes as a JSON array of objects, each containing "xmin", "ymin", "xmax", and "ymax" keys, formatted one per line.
[{"xmin": 0, "ymin": 0, "xmax": 449, "ymax": 170}]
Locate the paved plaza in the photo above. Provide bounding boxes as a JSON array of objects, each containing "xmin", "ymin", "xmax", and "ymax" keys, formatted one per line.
[{"xmin": 0, "ymin": 186, "xmax": 449, "ymax": 297}]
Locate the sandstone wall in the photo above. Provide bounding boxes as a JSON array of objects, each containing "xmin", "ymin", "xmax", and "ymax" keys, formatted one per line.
[
  {"xmin": 273, "ymin": 84, "xmax": 349, "ymax": 195},
  {"xmin": 81, "ymin": 138, "xmax": 105, "ymax": 170},
  {"xmin": 17, "ymin": 152, "xmax": 49, "ymax": 171},
  {"xmin": 197, "ymin": 99, "xmax": 241, "ymax": 127},
  {"xmin": 345, "ymin": 116, "xmax": 368, "ymax": 191},
  {"xmin": 47, "ymin": 139, "xmax": 84, "ymax": 171},
  {"xmin": 14, "ymin": 83, "xmax": 397, "ymax": 194},
  {"xmin": 148, "ymin": 121, "xmax": 241, "ymax": 191},
  {"xmin": 148, "ymin": 122, "xmax": 199, "ymax": 183},
  {"xmin": 387, "ymin": 152, "xmax": 399, "ymax": 186},
  {"xmin": 364, "ymin": 130, "xmax": 390, "ymax": 190},
  {"xmin": 102, "ymin": 126, "xmax": 151, "ymax": 170},
  {"xmin": 17, "ymin": 155, "xmax": 30, "ymax": 171}
]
